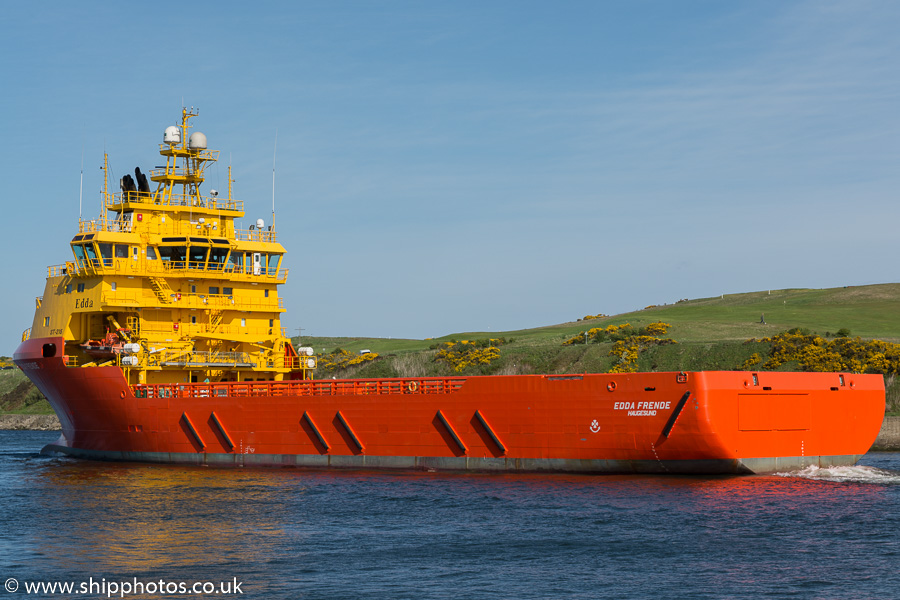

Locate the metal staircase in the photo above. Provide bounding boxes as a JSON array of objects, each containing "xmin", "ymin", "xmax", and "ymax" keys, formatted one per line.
[
  {"xmin": 208, "ymin": 309, "xmax": 223, "ymax": 333},
  {"xmin": 148, "ymin": 277, "xmax": 173, "ymax": 304}
]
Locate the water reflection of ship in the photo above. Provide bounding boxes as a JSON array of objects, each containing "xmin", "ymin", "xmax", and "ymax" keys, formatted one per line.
[{"xmin": 34, "ymin": 464, "xmax": 295, "ymax": 575}]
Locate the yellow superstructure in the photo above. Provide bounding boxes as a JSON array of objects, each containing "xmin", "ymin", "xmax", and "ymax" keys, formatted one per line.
[{"xmin": 25, "ymin": 109, "xmax": 314, "ymax": 384}]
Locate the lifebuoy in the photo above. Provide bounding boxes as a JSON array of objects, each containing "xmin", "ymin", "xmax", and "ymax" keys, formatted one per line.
[
  {"xmin": 407, "ymin": 381, "xmax": 418, "ymax": 393},
  {"xmin": 607, "ymin": 381, "xmax": 617, "ymax": 392}
]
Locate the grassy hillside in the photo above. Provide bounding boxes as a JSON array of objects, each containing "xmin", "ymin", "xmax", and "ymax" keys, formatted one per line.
[
  {"xmin": 300, "ymin": 283, "xmax": 900, "ymax": 355},
  {"xmin": 5, "ymin": 283, "xmax": 900, "ymax": 415},
  {"xmin": 0, "ymin": 367, "xmax": 52, "ymax": 414}
]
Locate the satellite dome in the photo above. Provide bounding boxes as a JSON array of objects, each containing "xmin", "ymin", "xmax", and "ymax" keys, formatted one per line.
[
  {"xmin": 188, "ymin": 131, "xmax": 207, "ymax": 150},
  {"xmin": 163, "ymin": 126, "xmax": 181, "ymax": 144},
  {"xmin": 256, "ymin": 218, "xmax": 265, "ymax": 229}
]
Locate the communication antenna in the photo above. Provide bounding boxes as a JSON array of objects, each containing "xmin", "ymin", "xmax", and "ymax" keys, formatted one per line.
[
  {"xmin": 272, "ymin": 129, "xmax": 277, "ymax": 231},
  {"xmin": 101, "ymin": 149, "xmax": 108, "ymax": 219},
  {"xmin": 79, "ymin": 143, "xmax": 84, "ymax": 221}
]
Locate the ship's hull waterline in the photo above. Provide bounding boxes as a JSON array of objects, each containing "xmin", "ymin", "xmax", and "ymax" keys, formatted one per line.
[{"xmin": 16, "ymin": 336, "xmax": 885, "ymax": 475}]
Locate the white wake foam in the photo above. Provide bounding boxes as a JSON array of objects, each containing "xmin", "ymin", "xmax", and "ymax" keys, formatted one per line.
[{"xmin": 776, "ymin": 464, "xmax": 900, "ymax": 483}]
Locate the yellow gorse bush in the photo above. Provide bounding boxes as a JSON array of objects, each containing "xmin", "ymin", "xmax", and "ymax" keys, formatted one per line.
[
  {"xmin": 317, "ymin": 348, "xmax": 379, "ymax": 372},
  {"xmin": 562, "ymin": 322, "xmax": 676, "ymax": 372},
  {"xmin": 563, "ymin": 323, "xmax": 632, "ymax": 345},
  {"xmin": 643, "ymin": 322, "xmax": 671, "ymax": 335},
  {"xmin": 435, "ymin": 339, "xmax": 504, "ymax": 372},
  {"xmin": 608, "ymin": 335, "xmax": 677, "ymax": 373},
  {"xmin": 581, "ymin": 313, "xmax": 608, "ymax": 321},
  {"xmin": 563, "ymin": 322, "xmax": 671, "ymax": 345},
  {"xmin": 744, "ymin": 331, "xmax": 900, "ymax": 374}
]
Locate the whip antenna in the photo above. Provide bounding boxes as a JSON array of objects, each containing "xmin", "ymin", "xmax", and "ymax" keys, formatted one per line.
[
  {"xmin": 79, "ymin": 143, "xmax": 84, "ymax": 221},
  {"xmin": 272, "ymin": 129, "xmax": 277, "ymax": 231}
]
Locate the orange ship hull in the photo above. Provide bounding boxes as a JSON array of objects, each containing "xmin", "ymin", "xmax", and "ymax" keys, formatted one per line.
[{"xmin": 15, "ymin": 336, "xmax": 885, "ymax": 474}]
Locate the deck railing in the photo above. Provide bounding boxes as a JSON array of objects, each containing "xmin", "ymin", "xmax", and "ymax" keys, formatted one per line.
[
  {"xmin": 131, "ymin": 377, "xmax": 467, "ymax": 399},
  {"xmin": 101, "ymin": 290, "xmax": 284, "ymax": 311},
  {"xmin": 54, "ymin": 258, "xmax": 288, "ymax": 282},
  {"xmin": 106, "ymin": 189, "xmax": 242, "ymax": 213},
  {"xmin": 235, "ymin": 229, "xmax": 277, "ymax": 243}
]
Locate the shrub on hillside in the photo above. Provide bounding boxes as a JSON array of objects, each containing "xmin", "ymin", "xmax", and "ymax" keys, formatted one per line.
[
  {"xmin": 580, "ymin": 313, "xmax": 608, "ymax": 321},
  {"xmin": 563, "ymin": 322, "xmax": 671, "ymax": 346},
  {"xmin": 317, "ymin": 348, "xmax": 379, "ymax": 373},
  {"xmin": 435, "ymin": 339, "xmax": 505, "ymax": 372},
  {"xmin": 608, "ymin": 336, "xmax": 677, "ymax": 373},
  {"xmin": 744, "ymin": 331, "xmax": 900, "ymax": 374}
]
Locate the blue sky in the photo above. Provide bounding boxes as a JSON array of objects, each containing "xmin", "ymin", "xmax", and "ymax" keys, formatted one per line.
[{"xmin": 2, "ymin": 1, "xmax": 899, "ymax": 354}]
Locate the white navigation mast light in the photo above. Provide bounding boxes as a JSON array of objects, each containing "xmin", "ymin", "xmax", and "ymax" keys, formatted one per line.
[{"xmin": 163, "ymin": 126, "xmax": 180, "ymax": 144}]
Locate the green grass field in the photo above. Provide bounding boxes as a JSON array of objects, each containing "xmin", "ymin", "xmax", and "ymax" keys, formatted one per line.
[{"xmin": 300, "ymin": 283, "xmax": 900, "ymax": 355}]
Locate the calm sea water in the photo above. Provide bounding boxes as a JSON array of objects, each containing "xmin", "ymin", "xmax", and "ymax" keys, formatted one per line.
[{"xmin": 2, "ymin": 430, "xmax": 900, "ymax": 600}]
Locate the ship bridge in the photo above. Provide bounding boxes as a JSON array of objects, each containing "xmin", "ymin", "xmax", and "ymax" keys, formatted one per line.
[{"xmin": 27, "ymin": 108, "xmax": 309, "ymax": 386}]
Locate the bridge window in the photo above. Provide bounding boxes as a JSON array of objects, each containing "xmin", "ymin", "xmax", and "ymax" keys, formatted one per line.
[
  {"xmin": 157, "ymin": 246, "xmax": 187, "ymax": 265},
  {"xmin": 98, "ymin": 243, "xmax": 113, "ymax": 266},
  {"xmin": 189, "ymin": 244, "xmax": 209, "ymax": 269},
  {"xmin": 84, "ymin": 244, "xmax": 97, "ymax": 262},
  {"xmin": 115, "ymin": 245, "xmax": 128, "ymax": 259},
  {"xmin": 227, "ymin": 253, "xmax": 242, "ymax": 272},
  {"xmin": 147, "ymin": 247, "xmax": 157, "ymax": 260},
  {"xmin": 72, "ymin": 244, "xmax": 86, "ymax": 262},
  {"xmin": 208, "ymin": 246, "xmax": 229, "ymax": 270},
  {"xmin": 265, "ymin": 254, "xmax": 281, "ymax": 276},
  {"xmin": 209, "ymin": 286, "xmax": 219, "ymax": 295}
]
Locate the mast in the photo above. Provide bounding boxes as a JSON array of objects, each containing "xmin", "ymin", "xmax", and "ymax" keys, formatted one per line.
[
  {"xmin": 79, "ymin": 146, "xmax": 84, "ymax": 221},
  {"xmin": 101, "ymin": 152, "xmax": 109, "ymax": 224},
  {"xmin": 272, "ymin": 129, "xmax": 277, "ymax": 231}
]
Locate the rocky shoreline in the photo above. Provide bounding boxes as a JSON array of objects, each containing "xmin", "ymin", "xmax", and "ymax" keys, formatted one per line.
[
  {"xmin": 0, "ymin": 414, "xmax": 61, "ymax": 431},
  {"xmin": 2, "ymin": 413, "xmax": 900, "ymax": 451},
  {"xmin": 872, "ymin": 416, "xmax": 900, "ymax": 451}
]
